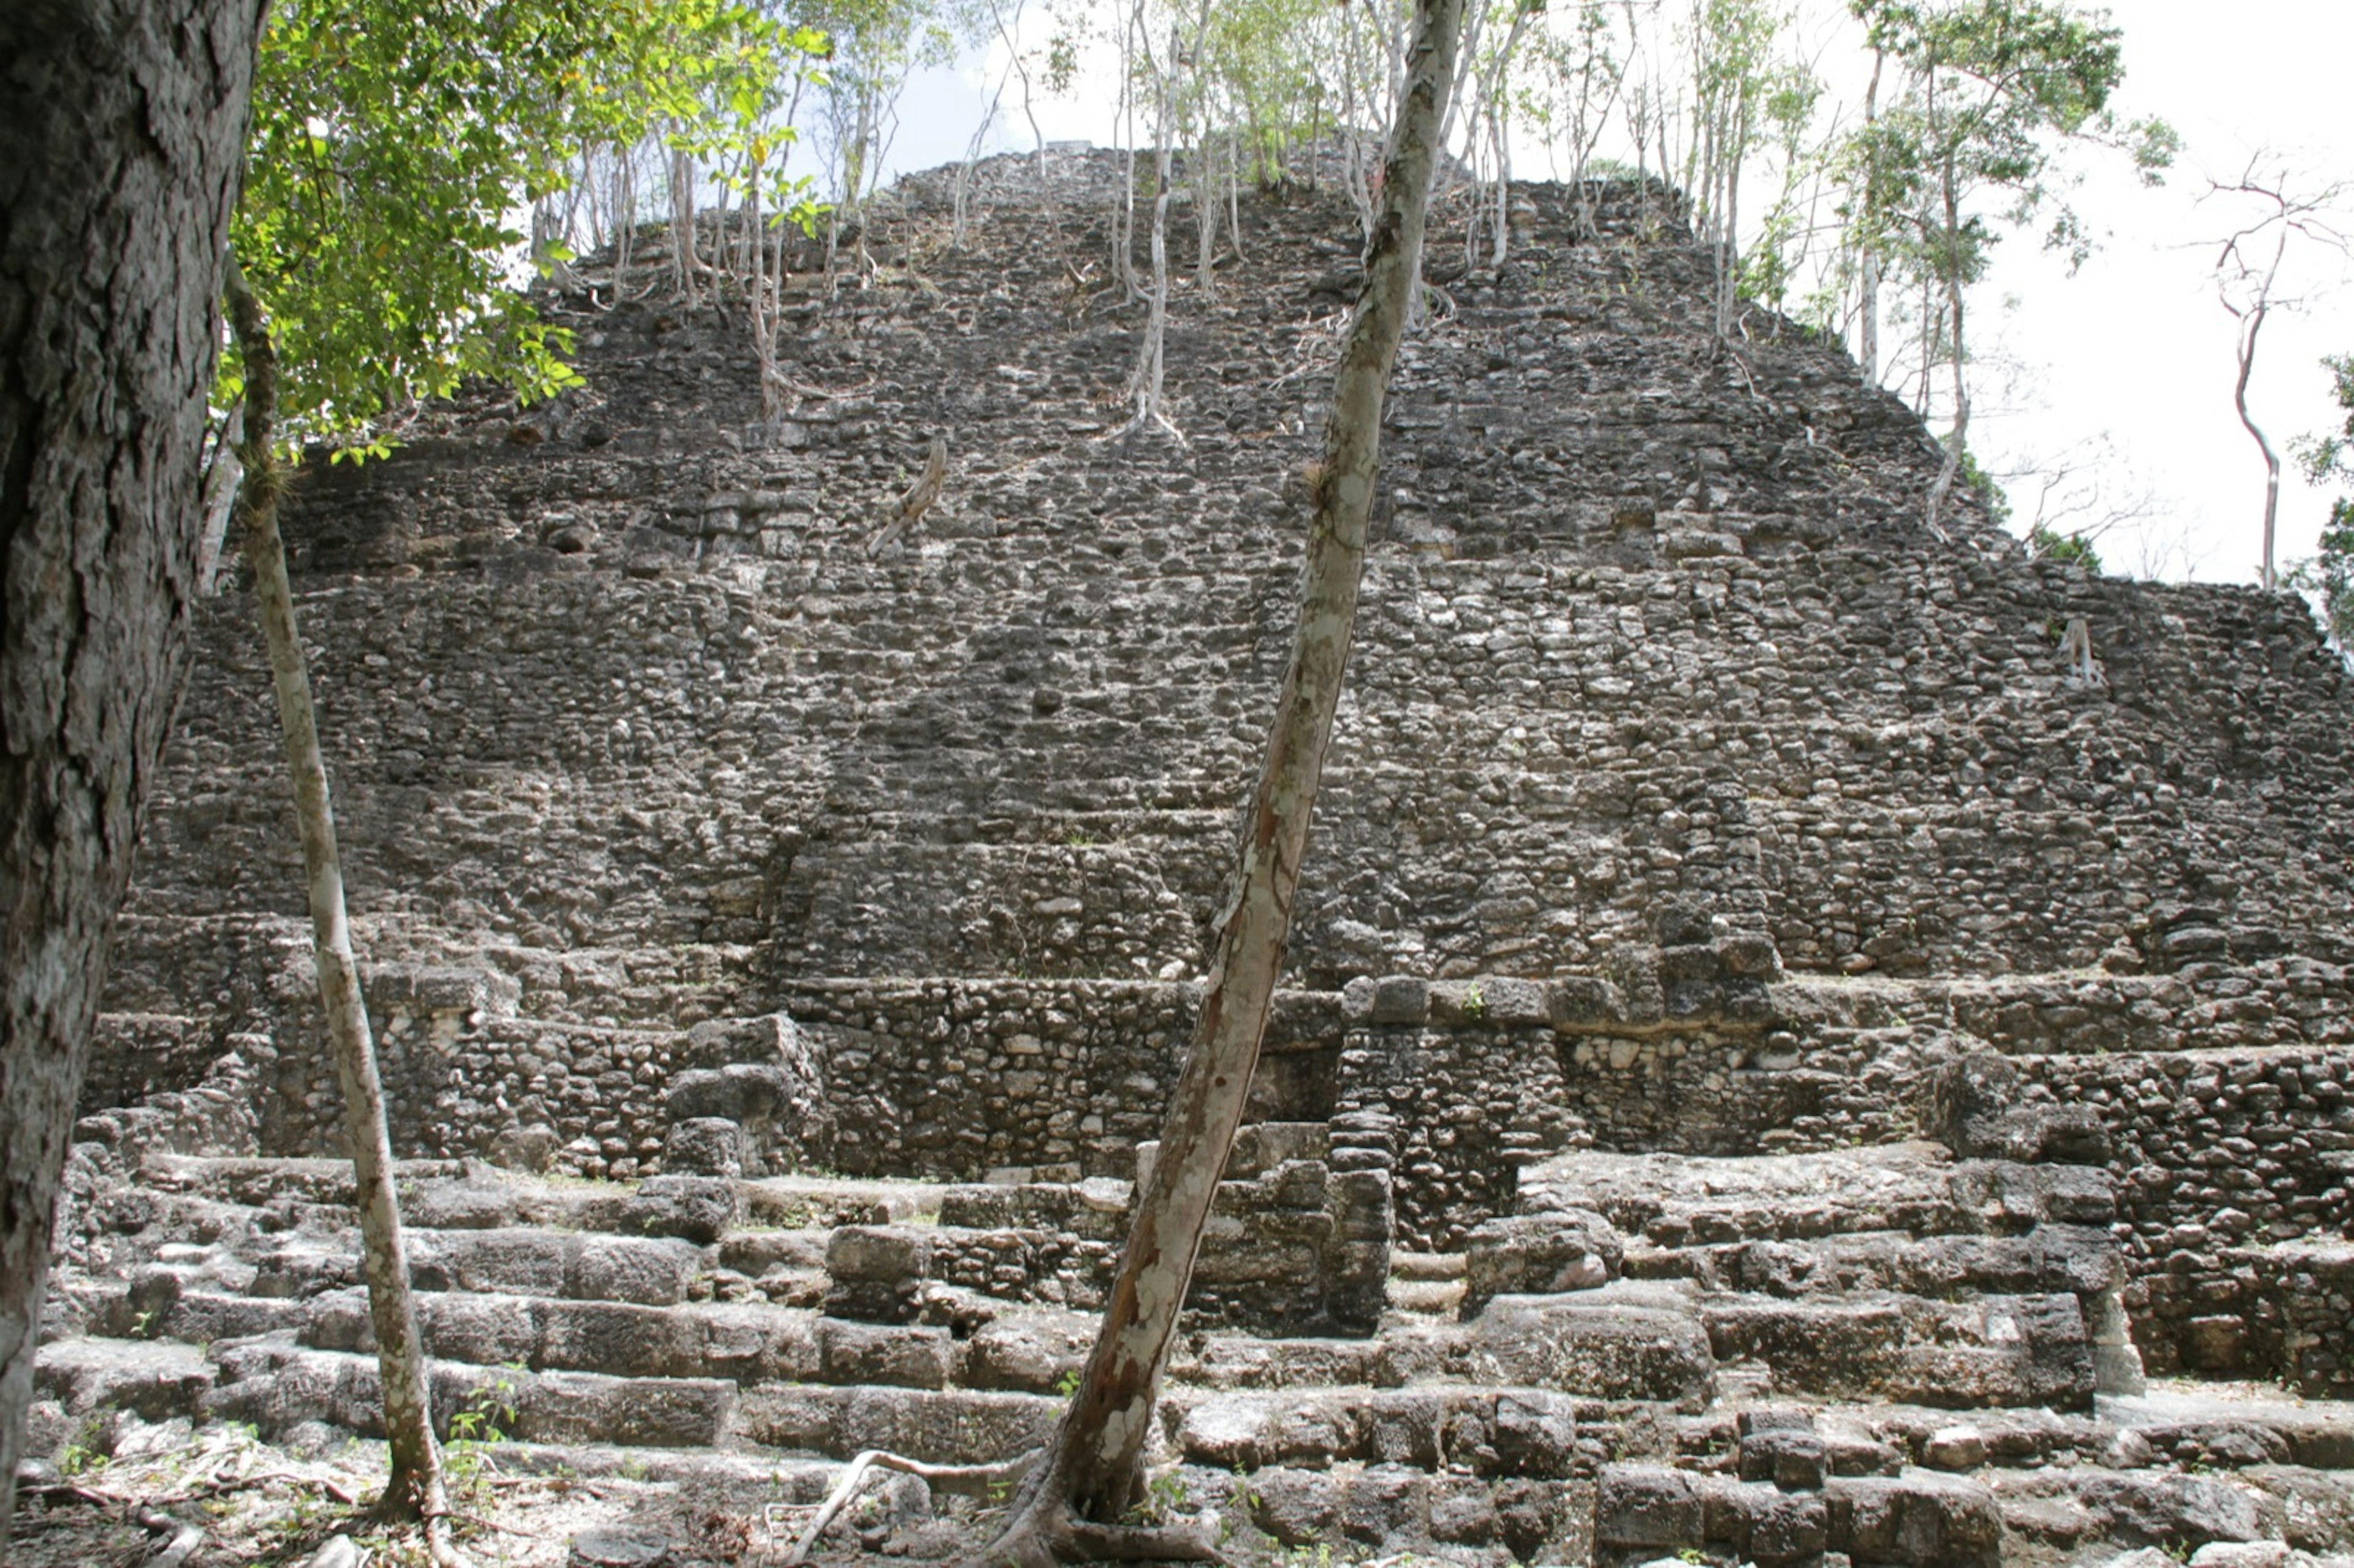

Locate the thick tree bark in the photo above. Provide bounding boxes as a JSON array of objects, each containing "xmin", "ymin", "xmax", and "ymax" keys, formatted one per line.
[
  {"xmin": 223, "ymin": 271, "xmax": 454, "ymax": 1537},
  {"xmin": 0, "ymin": 0, "xmax": 256, "ymax": 1535},
  {"xmin": 969, "ymin": 4, "xmax": 1463, "ymax": 1564}
]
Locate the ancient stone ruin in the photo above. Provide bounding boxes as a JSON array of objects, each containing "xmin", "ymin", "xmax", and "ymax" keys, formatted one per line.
[{"xmin": 34, "ymin": 150, "xmax": 2354, "ymax": 1565}]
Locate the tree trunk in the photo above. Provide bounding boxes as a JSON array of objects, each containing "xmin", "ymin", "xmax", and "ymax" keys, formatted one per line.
[
  {"xmin": 1924, "ymin": 144, "xmax": 1968, "ymax": 538},
  {"xmin": 0, "ymin": 0, "xmax": 256, "ymax": 1536},
  {"xmin": 970, "ymin": 2, "xmax": 1463, "ymax": 1563},
  {"xmin": 2234, "ymin": 304, "xmax": 2282, "ymax": 591},
  {"xmin": 670, "ymin": 141, "xmax": 700, "ymax": 305},
  {"xmin": 1857, "ymin": 47, "xmax": 1884, "ymax": 384},
  {"xmin": 223, "ymin": 269, "xmax": 451, "ymax": 1534}
]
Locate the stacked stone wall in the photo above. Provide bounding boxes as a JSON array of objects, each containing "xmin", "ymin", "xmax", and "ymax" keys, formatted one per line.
[
  {"xmin": 2017, "ymin": 1048, "xmax": 2354, "ymax": 1390},
  {"xmin": 83, "ymin": 151, "xmax": 2354, "ymax": 1387}
]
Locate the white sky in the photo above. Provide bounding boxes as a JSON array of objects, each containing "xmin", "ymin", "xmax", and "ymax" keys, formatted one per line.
[{"xmin": 865, "ymin": 1, "xmax": 2354, "ymax": 587}]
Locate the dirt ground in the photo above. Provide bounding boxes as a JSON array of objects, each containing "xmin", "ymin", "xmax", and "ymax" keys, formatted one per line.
[{"xmin": 6, "ymin": 1421, "xmax": 958, "ymax": 1568}]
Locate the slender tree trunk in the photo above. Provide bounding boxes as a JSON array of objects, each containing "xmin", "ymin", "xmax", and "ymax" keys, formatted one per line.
[
  {"xmin": 1114, "ymin": 8, "xmax": 1139, "ymax": 300},
  {"xmin": 1857, "ymin": 47, "xmax": 1884, "ymax": 383},
  {"xmin": 615, "ymin": 143, "xmax": 637, "ymax": 288},
  {"xmin": 2234, "ymin": 304, "xmax": 2283, "ymax": 591},
  {"xmin": 669, "ymin": 139, "xmax": 701, "ymax": 306},
  {"xmin": 1716, "ymin": 91, "xmax": 1748, "ymax": 341},
  {"xmin": 1924, "ymin": 148, "xmax": 1968, "ymax": 538},
  {"xmin": 1122, "ymin": 1, "xmax": 1180, "ymax": 438},
  {"xmin": 0, "ymin": 0, "xmax": 256, "ymax": 1536},
  {"xmin": 223, "ymin": 268, "xmax": 453, "ymax": 1543},
  {"xmin": 970, "ymin": 3, "xmax": 1463, "ymax": 1564}
]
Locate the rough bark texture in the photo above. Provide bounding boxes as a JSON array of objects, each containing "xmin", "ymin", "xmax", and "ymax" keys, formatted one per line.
[
  {"xmin": 972, "ymin": 2, "xmax": 1464, "ymax": 1561},
  {"xmin": 0, "ymin": 0, "xmax": 256, "ymax": 1535},
  {"xmin": 226, "ymin": 273, "xmax": 451, "ymax": 1526}
]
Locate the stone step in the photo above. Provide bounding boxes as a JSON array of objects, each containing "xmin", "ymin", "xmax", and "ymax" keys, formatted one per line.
[
  {"xmin": 1168, "ymin": 1386, "xmax": 1582, "ymax": 1476},
  {"xmin": 127, "ymin": 1154, "xmax": 934, "ymax": 1239},
  {"xmin": 1701, "ymin": 1290, "xmax": 2098, "ymax": 1410},
  {"xmin": 1624, "ymin": 1222, "xmax": 2121, "ymax": 1301},
  {"xmin": 1594, "ymin": 1460, "xmax": 2004, "ymax": 1568},
  {"xmin": 1520, "ymin": 1141, "xmax": 2117, "ymax": 1247},
  {"xmin": 37, "ymin": 1336, "xmax": 741, "ymax": 1450}
]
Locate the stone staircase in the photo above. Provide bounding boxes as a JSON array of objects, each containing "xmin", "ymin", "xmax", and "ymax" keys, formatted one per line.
[{"xmin": 36, "ymin": 1108, "xmax": 2354, "ymax": 1564}]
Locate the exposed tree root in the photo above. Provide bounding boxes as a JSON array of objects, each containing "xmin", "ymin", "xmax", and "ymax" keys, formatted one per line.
[
  {"xmin": 783, "ymin": 1448, "xmax": 1038, "ymax": 1566},
  {"xmin": 1105, "ymin": 406, "xmax": 1190, "ymax": 450},
  {"xmin": 135, "ymin": 1509, "xmax": 202, "ymax": 1568},
  {"xmin": 972, "ymin": 1495, "xmax": 1224, "ymax": 1568},
  {"xmin": 422, "ymin": 1514, "xmax": 473, "ymax": 1568}
]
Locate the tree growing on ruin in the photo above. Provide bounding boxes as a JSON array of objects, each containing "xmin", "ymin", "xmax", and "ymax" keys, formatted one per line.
[
  {"xmin": 787, "ymin": 4, "xmax": 1465, "ymax": 1564},
  {"xmin": 2202, "ymin": 158, "xmax": 2350, "ymax": 592},
  {"xmin": 0, "ymin": 0, "xmax": 259, "ymax": 1540},
  {"xmin": 223, "ymin": 0, "xmax": 761, "ymax": 1546},
  {"xmin": 1844, "ymin": 0, "xmax": 2173, "ymax": 535}
]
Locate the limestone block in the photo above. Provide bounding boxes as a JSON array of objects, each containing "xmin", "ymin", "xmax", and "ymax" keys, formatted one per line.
[
  {"xmin": 563, "ymin": 1235, "xmax": 704, "ymax": 1307},
  {"xmin": 1594, "ymin": 1464, "xmax": 1702, "ymax": 1550},
  {"xmin": 1245, "ymin": 1467, "xmax": 1339, "ymax": 1546},
  {"xmin": 1739, "ymin": 1426, "xmax": 1828, "ymax": 1490},
  {"xmin": 1461, "ymin": 1209, "xmax": 1624, "ymax": 1315},
  {"xmin": 691, "ymin": 1300, "xmax": 819, "ymax": 1383},
  {"xmin": 511, "ymin": 1369, "xmax": 734, "ymax": 1448},
  {"xmin": 1826, "ymin": 1471, "xmax": 2002, "ymax": 1568},
  {"xmin": 607, "ymin": 1175, "xmax": 738, "ymax": 1244},
  {"xmin": 534, "ymin": 1300, "xmax": 701, "ymax": 1380},
  {"xmin": 1472, "ymin": 1289, "xmax": 1715, "ymax": 1407},
  {"xmin": 815, "ymin": 1316, "xmax": 952, "ymax": 1390},
  {"xmin": 420, "ymin": 1292, "xmax": 545, "ymax": 1369},
  {"xmin": 1489, "ymin": 1390, "xmax": 1579, "ymax": 1479},
  {"xmin": 2064, "ymin": 1472, "xmax": 2272, "ymax": 1551},
  {"xmin": 1337, "ymin": 1464, "xmax": 1431, "ymax": 1548},
  {"xmin": 958, "ymin": 1309, "xmax": 1095, "ymax": 1393},
  {"xmin": 663, "ymin": 1117, "xmax": 744, "ymax": 1178}
]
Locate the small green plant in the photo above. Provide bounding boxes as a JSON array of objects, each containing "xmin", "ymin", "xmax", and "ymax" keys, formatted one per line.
[
  {"xmin": 446, "ymin": 1364, "xmax": 524, "ymax": 1504},
  {"xmin": 1054, "ymin": 1368, "xmax": 1083, "ymax": 1399},
  {"xmin": 58, "ymin": 1444, "xmax": 107, "ymax": 1477},
  {"xmin": 1127, "ymin": 1469, "xmax": 1190, "ymax": 1524},
  {"xmin": 130, "ymin": 1309, "xmax": 159, "ymax": 1339},
  {"xmin": 1678, "ymin": 1550, "xmax": 1709, "ymax": 1567},
  {"xmin": 1227, "ymin": 1464, "xmax": 1262, "ymax": 1517},
  {"xmin": 1461, "ymin": 983, "xmax": 1488, "ymax": 1021}
]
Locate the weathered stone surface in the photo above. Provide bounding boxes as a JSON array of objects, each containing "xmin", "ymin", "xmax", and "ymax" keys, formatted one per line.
[
  {"xmin": 1826, "ymin": 1470, "xmax": 2003, "ymax": 1567},
  {"xmin": 1461, "ymin": 1208, "xmax": 1624, "ymax": 1315},
  {"xmin": 569, "ymin": 1528, "xmax": 674, "ymax": 1568},
  {"xmin": 1594, "ymin": 1464, "xmax": 1701, "ymax": 1550},
  {"xmin": 1466, "ymin": 1288, "xmax": 1715, "ymax": 1407},
  {"xmin": 661, "ymin": 1117, "xmax": 744, "ymax": 1178}
]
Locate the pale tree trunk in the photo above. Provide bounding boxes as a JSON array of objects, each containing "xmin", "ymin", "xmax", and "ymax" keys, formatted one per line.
[
  {"xmin": 969, "ymin": 2, "xmax": 1464, "ymax": 1564},
  {"xmin": 0, "ymin": 0, "xmax": 256, "ymax": 1536},
  {"xmin": 1113, "ymin": 8, "xmax": 1140, "ymax": 300},
  {"xmin": 1120, "ymin": 1, "xmax": 1183, "ymax": 443},
  {"xmin": 669, "ymin": 140, "xmax": 701, "ymax": 305},
  {"xmin": 1857, "ymin": 47, "xmax": 1884, "ymax": 383},
  {"xmin": 1923, "ymin": 145, "xmax": 1967, "ymax": 539},
  {"xmin": 2233, "ymin": 303, "xmax": 2283, "ymax": 591},
  {"xmin": 224, "ymin": 269, "xmax": 457, "ymax": 1555},
  {"xmin": 1715, "ymin": 91, "xmax": 1748, "ymax": 341}
]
